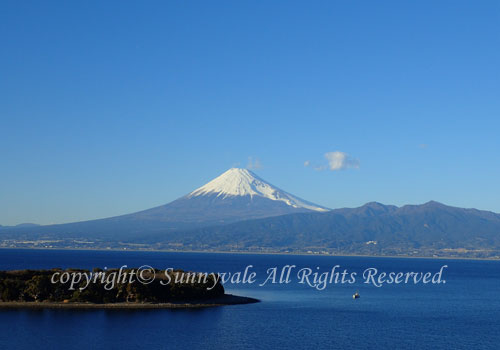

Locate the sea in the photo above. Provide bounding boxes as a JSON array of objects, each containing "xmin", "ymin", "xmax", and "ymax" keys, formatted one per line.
[{"xmin": 0, "ymin": 249, "xmax": 499, "ymax": 349}]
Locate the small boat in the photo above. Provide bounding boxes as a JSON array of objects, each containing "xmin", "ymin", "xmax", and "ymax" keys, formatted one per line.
[{"xmin": 353, "ymin": 291, "xmax": 360, "ymax": 299}]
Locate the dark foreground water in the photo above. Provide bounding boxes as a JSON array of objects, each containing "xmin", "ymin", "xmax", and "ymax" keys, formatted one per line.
[{"xmin": 0, "ymin": 249, "xmax": 499, "ymax": 349}]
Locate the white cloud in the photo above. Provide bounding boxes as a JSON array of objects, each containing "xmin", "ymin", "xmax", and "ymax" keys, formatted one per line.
[
  {"xmin": 304, "ymin": 151, "xmax": 359, "ymax": 171},
  {"xmin": 247, "ymin": 157, "xmax": 262, "ymax": 170},
  {"xmin": 324, "ymin": 151, "xmax": 359, "ymax": 171}
]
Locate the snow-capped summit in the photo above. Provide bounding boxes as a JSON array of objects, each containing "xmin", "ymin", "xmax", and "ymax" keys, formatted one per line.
[{"xmin": 188, "ymin": 168, "xmax": 328, "ymax": 212}]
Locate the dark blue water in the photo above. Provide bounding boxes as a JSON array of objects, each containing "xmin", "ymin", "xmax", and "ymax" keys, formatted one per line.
[{"xmin": 0, "ymin": 249, "xmax": 499, "ymax": 349}]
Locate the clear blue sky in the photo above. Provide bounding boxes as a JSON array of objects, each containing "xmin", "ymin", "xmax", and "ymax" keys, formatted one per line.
[{"xmin": 1, "ymin": 1, "xmax": 499, "ymax": 225}]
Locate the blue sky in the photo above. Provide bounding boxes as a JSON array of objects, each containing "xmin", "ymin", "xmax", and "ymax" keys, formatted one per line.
[{"xmin": 1, "ymin": 1, "xmax": 499, "ymax": 225}]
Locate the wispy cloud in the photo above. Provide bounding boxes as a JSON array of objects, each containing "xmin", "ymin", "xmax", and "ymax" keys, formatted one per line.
[
  {"xmin": 305, "ymin": 151, "xmax": 360, "ymax": 171},
  {"xmin": 247, "ymin": 157, "xmax": 262, "ymax": 170}
]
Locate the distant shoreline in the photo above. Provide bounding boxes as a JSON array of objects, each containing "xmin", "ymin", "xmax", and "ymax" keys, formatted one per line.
[
  {"xmin": 0, "ymin": 246, "xmax": 498, "ymax": 261},
  {"xmin": 0, "ymin": 294, "xmax": 259, "ymax": 309}
]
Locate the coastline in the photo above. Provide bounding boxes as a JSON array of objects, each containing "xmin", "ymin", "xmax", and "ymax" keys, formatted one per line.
[
  {"xmin": 0, "ymin": 294, "xmax": 259, "ymax": 309},
  {"xmin": 0, "ymin": 246, "xmax": 498, "ymax": 261}
]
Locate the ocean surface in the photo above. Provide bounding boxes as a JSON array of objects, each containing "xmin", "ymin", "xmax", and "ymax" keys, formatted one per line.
[{"xmin": 0, "ymin": 249, "xmax": 499, "ymax": 349}]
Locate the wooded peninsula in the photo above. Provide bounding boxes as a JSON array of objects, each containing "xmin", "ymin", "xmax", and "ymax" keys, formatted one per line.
[{"xmin": 0, "ymin": 268, "xmax": 258, "ymax": 308}]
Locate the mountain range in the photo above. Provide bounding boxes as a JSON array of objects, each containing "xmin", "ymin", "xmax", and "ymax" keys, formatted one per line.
[
  {"xmin": 1, "ymin": 168, "xmax": 499, "ymax": 258},
  {"xmin": 160, "ymin": 200, "xmax": 500, "ymax": 257}
]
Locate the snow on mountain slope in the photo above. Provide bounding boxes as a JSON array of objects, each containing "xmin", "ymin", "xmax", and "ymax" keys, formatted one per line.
[{"xmin": 188, "ymin": 168, "xmax": 328, "ymax": 212}]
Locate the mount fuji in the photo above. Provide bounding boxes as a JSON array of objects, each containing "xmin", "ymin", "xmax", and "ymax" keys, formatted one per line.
[
  {"xmin": 113, "ymin": 168, "xmax": 329, "ymax": 227},
  {"xmin": 0, "ymin": 168, "xmax": 329, "ymax": 240}
]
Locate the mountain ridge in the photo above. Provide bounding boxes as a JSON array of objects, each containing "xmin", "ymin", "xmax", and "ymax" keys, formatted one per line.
[{"xmin": 137, "ymin": 201, "xmax": 500, "ymax": 258}]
